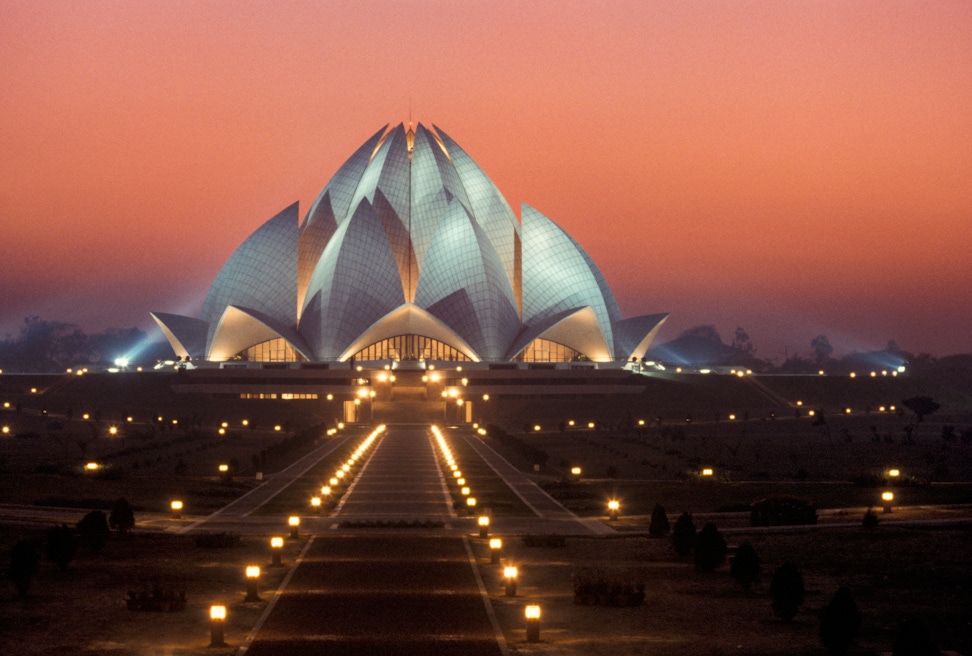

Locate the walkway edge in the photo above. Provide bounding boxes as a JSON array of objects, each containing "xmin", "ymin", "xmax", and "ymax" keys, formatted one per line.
[
  {"xmin": 235, "ymin": 536, "xmax": 316, "ymax": 656},
  {"xmin": 462, "ymin": 536, "xmax": 512, "ymax": 656}
]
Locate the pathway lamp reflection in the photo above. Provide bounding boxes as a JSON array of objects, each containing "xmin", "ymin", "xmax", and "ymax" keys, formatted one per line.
[
  {"xmin": 881, "ymin": 491, "xmax": 895, "ymax": 513},
  {"xmin": 478, "ymin": 515, "xmax": 490, "ymax": 538},
  {"xmin": 525, "ymin": 605, "xmax": 541, "ymax": 642},
  {"xmin": 504, "ymin": 566, "xmax": 518, "ymax": 597},
  {"xmin": 245, "ymin": 566, "xmax": 260, "ymax": 602},
  {"xmin": 288, "ymin": 516, "xmax": 300, "ymax": 538},
  {"xmin": 209, "ymin": 605, "xmax": 227, "ymax": 647},
  {"xmin": 489, "ymin": 538, "xmax": 502, "ymax": 564},
  {"xmin": 270, "ymin": 537, "xmax": 284, "ymax": 566},
  {"xmin": 170, "ymin": 500, "xmax": 183, "ymax": 518},
  {"xmin": 608, "ymin": 499, "xmax": 620, "ymax": 521}
]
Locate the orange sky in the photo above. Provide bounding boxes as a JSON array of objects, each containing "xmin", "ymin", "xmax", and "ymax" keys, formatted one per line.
[{"xmin": 1, "ymin": 1, "xmax": 970, "ymax": 359}]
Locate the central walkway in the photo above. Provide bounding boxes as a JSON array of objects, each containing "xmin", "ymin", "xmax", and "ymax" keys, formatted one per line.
[{"xmin": 243, "ymin": 425, "xmax": 505, "ymax": 656}]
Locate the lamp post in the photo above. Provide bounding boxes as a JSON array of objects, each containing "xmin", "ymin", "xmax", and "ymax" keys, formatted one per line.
[
  {"xmin": 489, "ymin": 538, "xmax": 502, "ymax": 564},
  {"xmin": 209, "ymin": 605, "xmax": 226, "ymax": 647},
  {"xmin": 881, "ymin": 490, "xmax": 895, "ymax": 514},
  {"xmin": 311, "ymin": 496, "xmax": 322, "ymax": 514},
  {"xmin": 608, "ymin": 499, "xmax": 620, "ymax": 521},
  {"xmin": 525, "ymin": 604, "xmax": 541, "ymax": 642},
  {"xmin": 478, "ymin": 515, "xmax": 490, "ymax": 538},
  {"xmin": 288, "ymin": 516, "xmax": 300, "ymax": 539},
  {"xmin": 504, "ymin": 566, "xmax": 518, "ymax": 597},
  {"xmin": 170, "ymin": 500, "xmax": 183, "ymax": 519},
  {"xmin": 270, "ymin": 537, "xmax": 284, "ymax": 567},
  {"xmin": 245, "ymin": 566, "xmax": 260, "ymax": 602}
]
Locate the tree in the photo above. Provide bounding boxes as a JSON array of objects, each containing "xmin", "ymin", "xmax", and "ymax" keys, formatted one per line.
[
  {"xmin": 770, "ymin": 562, "xmax": 805, "ymax": 621},
  {"xmin": 730, "ymin": 542, "xmax": 761, "ymax": 591},
  {"xmin": 45, "ymin": 524, "xmax": 77, "ymax": 571},
  {"xmin": 731, "ymin": 327, "xmax": 755, "ymax": 355},
  {"xmin": 671, "ymin": 512, "xmax": 696, "ymax": 557},
  {"xmin": 77, "ymin": 509, "xmax": 110, "ymax": 554},
  {"xmin": 902, "ymin": 396, "xmax": 940, "ymax": 423},
  {"xmin": 8, "ymin": 539, "xmax": 39, "ymax": 597},
  {"xmin": 819, "ymin": 587, "xmax": 861, "ymax": 654},
  {"xmin": 110, "ymin": 497, "xmax": 135, "ymax": 535},
  {"xmin": 693, "ymin": 522, "xmax": 727, "ymax": 572},
  {"xmin": 648, "ymin": 504, "xmax": 670, "ymax": 538},
  {"xmin": 811, "ymin": 335, "xmax": 833, "ymax": 365}
]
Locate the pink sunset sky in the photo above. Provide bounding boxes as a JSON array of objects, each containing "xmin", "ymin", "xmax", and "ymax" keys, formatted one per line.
[{"xmin": 1, "ymin": 1, "xmax": 970, "ymax": 360}]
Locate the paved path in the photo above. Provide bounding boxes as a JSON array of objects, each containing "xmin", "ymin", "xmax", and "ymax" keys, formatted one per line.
[{"xmin": 241, "ymin": 426, "xmax": 506, "ymax": 655}]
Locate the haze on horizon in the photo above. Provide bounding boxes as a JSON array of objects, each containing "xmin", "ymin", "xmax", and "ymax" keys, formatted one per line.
[{"xmin": 1, "ymin": 1, "xmax": 970, "ymax": 360}]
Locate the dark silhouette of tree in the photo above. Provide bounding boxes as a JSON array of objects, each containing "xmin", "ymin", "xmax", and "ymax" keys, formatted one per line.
[
  {"xmin": 110, "ymin": 497, "xmax": 135, "ymax": 535},
  {"xmin": 672, "ymin": 512, "xmax": 696, "ymax": 557},
  {"xmin": 730, "ymin": 542, "xmax": 761, "ymax": 591},
  {"xmin": 902, "ymin": 396, "xmax": 940, "ymax": 423},
  {"xmin": 811, "ymin": 335, "xmax": 834, "ymax": 365},
  {"xmin": 892, "ymin": 618, "xmax": 941, "ymax": 656},
  {"xmin": 648, "ymin": 504, "xmax": 670, "ymax": 538},
  {"xmin": 770, "ymin": 562, "xmax": 805, "ymax": 621},
  {"xmin": 45, "ymin": 524, "xmax": 77, "ymax": 571},
  {"xmin": 731, "ymin": 327, "xmax": 755, "ymax": 355},
  {"xmin": 77, "ymin": 510, "xmax": 110, "ymax": 554},
  {"xmin": 8, "ymin": 539, "xmax": 39, "ymax": 597},
  {"xmin": 819, "ymin": 587, "xmax": 861, "ymax": 654},
  {"xmin": 694, "ymin": 522, "xmax": 728, "ymax": 572}
]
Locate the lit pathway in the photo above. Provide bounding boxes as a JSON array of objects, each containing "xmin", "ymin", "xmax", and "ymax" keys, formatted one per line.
[{"xmin": 240, "ymin": 426, "xmax": 507, "ymax": 656}]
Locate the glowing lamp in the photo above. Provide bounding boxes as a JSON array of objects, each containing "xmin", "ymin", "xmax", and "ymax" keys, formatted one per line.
[
  {"xmin": 525, "ymin": 604, "xmax": 541, "ymax": 642},
  {"xmin": 219, "ymin": 464, "xmax": 229, "ymax": 473},
  {"xmin": 504, "ymin": 566, "xmax": 518, "ymax": 597},
  {"xmin": 588, "ymin": 422, "xmax": 595, "ymax": 429},
  {"xmin": 454, "ymin": 470, "xmax": 462, "ymax": 478},
  {"xmin": 321, "ymin": 486, "xmax": 331, "ymax": 496},
  {"xmin": 478, "ymin": 515, "xmax": 490, "ymax": 538},
  {"xmin": 245, "ymin": 565, "xmax": 260, "ymax": 601},
  {"xmin": 570, "ymin": 467, "xmax": 581, "ymax": 476},
  {"xmin": 888, "ymin": 468, "xmax": 900, "ymax": 478},
  {"xmin": 274, "ymin": 425, "xmax": 282, "ymax": 431},
  {"xmin": 311, "ymin": 496, "xmax": 322, "ymax": 512},
  {"xmin": 329, "ymin": 477, "xmax": 339, "ymax": 486},
  {"xmin": 209, "ymin": 605, "xmax": 227, "ymax": 647},
  {"xmin": 881, "ymin": 490, "xmax": 895, "ymax": 513},
  {"xmin": 171, "ymin": 500, "xmax": 183, "ymax": 518},
  {"xmin": 533, "ymin": 424, "xmax": 541, "ymax": 432},
  {"xmin": 701, "ymin": 468, "xmax": 714, "ymax": 477},
  {"xmin": 83, "ymin": 413, "xmax": 90, "ymax": 420},
  {"xmin": 85, "ymin": 462, "xmax": 100, "ymax": 471},
  {"xmin": 608, "ymin": 499, "xmax": 620, "ymax": 521},
  {"xmin": 270, "ymin": 537, "xmax": 284, "ymax": 566},
  {"xmin": 288, "ymin": 515, "xmax": 300, "ymax": 538},
  {"xmin": 461, "ymin": 486, "xmax": 470, "ymax": 496},
  {"xmin": 1, "ymin": 426, "xmax": 9, "ymax": 434},
  {"xmin": 457, "ymin": 478, "xmax": 465, "ymax": 486},
  {"xmin": 108, "ymin": 426, "xmax": 118, "ymax": 435},
  {"xmin": 489, "ymin": 538, "xmax": 502, "ymax": 564}
]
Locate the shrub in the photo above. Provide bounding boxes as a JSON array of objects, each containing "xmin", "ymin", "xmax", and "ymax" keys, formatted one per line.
[
  {"xmin": 77, "ymin": 509, "xmax": 110, "ymax": 554},
  {"xmin": 45, "ymin": 524, "xmax": 77, "ymax": 571},
  {"xmin": 770, "ymin": 562, "xmax": 805, "ymax": 621},
  {"xmin": 694, "ymin": 523, "xmax": 727, "ymax": 572},
  {"xmin": 648, "ymin": 504, "xmax": 670, "ymax": 538},
  {"xmin": 862, "ymin": 508, "xmax": 880, "ymax": 529},
  {"xmin": 819, "ymin": 587, "xmax": 861, "ymax": 654},
  {"xmin": 110, "ymin": 497, "xmax": 135, "ymax": 535},
  {"xmin": 672, "ymin": 512, "xmax": 696, "ymax": 557},
  {"xmin": 8, "ymin": 539, "xmax": 39, "ymax": 597},
  {"xmin": 751, "ymin": 495, "xmax": 817, "ymax": 527},
  {"xmin": 730, "ymin": 542, "xmax": 761, "ymax": 591}
]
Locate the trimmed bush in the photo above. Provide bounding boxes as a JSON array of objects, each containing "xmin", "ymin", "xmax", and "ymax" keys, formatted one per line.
[
  {"xmin": 648, "ymin": 504, "xmax": 670, "ymax": 538},
  {"xmin": 77, "ymin": 510, "xmax": 110, "ymax": 554},
  {"xmin": 770, "ymin": 562, "xmax": 805, "ymax": 621},
  {"xmin": 694, "ymin": 523, "xmax": 727, "ymax": 572},
  {"xmin": 110, "ymin": 497, "xmax": 135, "ymax": 535},
  {"xmin": 730, "ymin": 542, "xmax": 761, "ymax": 592},
  {"xmin": 672, "ymin": 512, "xmax": 696, "ymax": 557},
  {"xmin": 819, "ymin": 587, "xmax": 861, "ymax": 654}
]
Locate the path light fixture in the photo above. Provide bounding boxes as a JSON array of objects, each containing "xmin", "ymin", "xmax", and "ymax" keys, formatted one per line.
[
  {"xmin": 489, "ymin": 538, "xmax": 502, "ymax": 564},
  {"xmin": 311, "ymin": 496, "xmax": 322, "ymax": 513},
  {"xmin": 608, "ymin": 499, "xmax": 620, "ymax": 521},
  {"xmin": 85, "ymin": 462, "xmax": 100, "ymax": 471},
  {"xmin": 701, "ymin": 468, "xmax": 714, "ymax": 477},
  {"xmin": 888, "ymin": 468, "xmax": 901, "ymax": 479},
  {"xmin": 478, "ymin": 515, "xmax": 490, "ymax": 538},
  {"xmin": 329, "ymin": 477, "xmax": 339, "ymax": 487},
  {"xmin": 270, "ymin": 537, "xmax": 284, "ymax": 567},
  {"xmin": 504, "ymin": 566, "xmax": 518, "ymax": 597},
  {"xmin": 457, "ymin": 478, "xmax": 465, "ymax": 486},
  {"xmin": 288, "ymin": 516, "xmax": 300, "ymax": 539},
  {"xmin": 209, "ymin": 605, "xmax": 227, "ymax": 647},
  {"xmin": 466, "ymin": 497, "xmax": 477, "ymax": 510},
  {"xmin": 245, "ymin": 566, "xmax": 260, "ymax": 602},
  {"xmin": 461, "ymin": 486, "xmax": 470, "ymax": 496},
  {"xmin": 570, "ymin": 467, "xmax": 581, "ymax": 477},
  {"xmin": 321, "ymin": 485, "xmax": 331, "ymax": 498},
  {"xmin": 881, "ymin": 491, "xmax": 895, "ymax": 514},
  {"xmin": 170, "ymin": 500, "xmax": 183, "ymax": 519},
  {"xmin": 525, "ymin": 605, "xmax": 541, "ymax": 642}
]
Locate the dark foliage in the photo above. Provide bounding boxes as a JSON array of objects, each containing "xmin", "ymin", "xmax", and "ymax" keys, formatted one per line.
[
  {"xmin": 648, "ymin": 504, "xmax": 670, "ymax": 538},
  {"xmin": 730, "ymin": 542, "xmax": 761, "ymax": 591},
  {"xmin": 862, "ymin": 508, "xmax": 880, "ymax": 529},
  {"xmin": 45, "ymin": 524, "xmax": 77, "ymax": 571},
  {"xmin": 77, "ymin": 509, "xmax": 110, "ymax": 554},
  {"xmin": 892, "ymin": 618, "xmax": 941, "ymax": 656},
  {"xmin": 751, "ymin": 495, "xmax": 817, "ymax": 527},
  {"xmin": 770, "ymin": 562, "xmax": 805, "ymax": 621},
  {"xmin": 109, "ymin": 497, "xmax": 136, "ymax": 535},
  {"xmin": 672, "ymin": 512, "xmax": 696, "ymax": 557},
  {"xmin": 819, "ymin": 587, "xmax": 862, "ymax": 654},
  {"xmin": 693, "ymin": 522, "xmax": 727, "ymax": 572},
  {"xmin": 8, "ymin": 539, "xmax": 39, "ymax": 597},
  {"xmin": 902, "ymin": 396, "xmax": 940, "ymax": 423},
  {"xmin": 573, "ymin": 568, "xmax": 646, "ymax": 607}
]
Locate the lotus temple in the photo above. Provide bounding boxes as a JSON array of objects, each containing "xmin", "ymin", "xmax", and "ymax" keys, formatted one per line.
[{"xmin": 151, "ymin": 123, "xmax": 667, "ymax": 368}]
